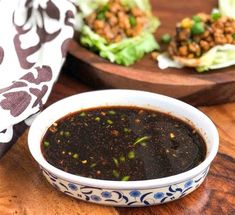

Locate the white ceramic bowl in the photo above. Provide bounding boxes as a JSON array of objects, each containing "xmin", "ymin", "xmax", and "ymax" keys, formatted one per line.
[{"xmin": 28, "ymin": 90, "xmax": 219, "ymax": 206}]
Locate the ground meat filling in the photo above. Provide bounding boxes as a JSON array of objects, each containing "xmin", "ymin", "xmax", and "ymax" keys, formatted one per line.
[
  {"xmin": 84, "ymin": 0, "xmax": 148, "ymax": 44},
  {"xmin": 168, "ymin": 13, "xmax": 235, "ymax": 59}
]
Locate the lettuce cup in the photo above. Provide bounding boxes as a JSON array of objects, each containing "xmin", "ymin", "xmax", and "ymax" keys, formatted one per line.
[
  {"xmin": 75, "ymin": 0, "xmax": 160, "ymax": 66},
  {"xmin": 157, "ymin": 0, "xmax": 235, "ymax": 72}
]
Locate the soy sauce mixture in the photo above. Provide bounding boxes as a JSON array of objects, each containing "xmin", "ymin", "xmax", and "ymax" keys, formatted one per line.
[{"xmin": 42, "ymin": 106, "xmax": 206, "ymax": 181}]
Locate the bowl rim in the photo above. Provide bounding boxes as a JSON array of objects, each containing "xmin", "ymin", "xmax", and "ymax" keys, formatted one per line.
[{"xmin": 28, "ymin": 89, "xmax": 219, "ymax": 190}]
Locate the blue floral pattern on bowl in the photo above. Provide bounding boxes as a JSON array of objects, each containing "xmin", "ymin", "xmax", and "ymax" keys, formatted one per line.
[{"xmin": 41, "ymin": 166, "xmax": 209, "ymax": 206}]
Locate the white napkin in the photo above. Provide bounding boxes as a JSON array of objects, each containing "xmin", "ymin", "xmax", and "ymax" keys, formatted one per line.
[{"xmin": 0, "ymin": 0, "xmax": 76, "ymax": 158}]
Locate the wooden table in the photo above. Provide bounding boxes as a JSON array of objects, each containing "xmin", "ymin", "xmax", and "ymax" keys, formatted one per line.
[{"xmin": 0, "ymin": 72, "xmax": 234, "ymax": 215}]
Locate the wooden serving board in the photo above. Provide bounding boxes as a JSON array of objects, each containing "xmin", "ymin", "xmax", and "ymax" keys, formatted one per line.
[{"xmin": 65, "ymin": 0, "xmax": 235, "ymax": 106}]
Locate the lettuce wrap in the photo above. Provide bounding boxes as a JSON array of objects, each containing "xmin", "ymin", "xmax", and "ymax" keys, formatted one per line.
[
  {"xmin": 157, "ymin": 0, "xmax": 235, "ymax": 72},
  {"xmin": 75, "ymin": 0, "xmax": 160, "ymax": 66}
]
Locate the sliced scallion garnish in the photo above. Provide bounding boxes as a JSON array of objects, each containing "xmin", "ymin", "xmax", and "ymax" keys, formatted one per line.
[
  {"xmin": 128, "ymin": 151, "xmax": 135, "ymax": 159},
  {"xmin": 121, "ymin": 176, "xmax": 130, "ymax": 181},
  {"xmin": 133, "ymin": 136, "xmax": 150, "ymax": 146}
]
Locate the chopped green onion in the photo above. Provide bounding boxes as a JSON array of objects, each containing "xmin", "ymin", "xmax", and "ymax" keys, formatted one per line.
[
  {"xmin": 160, "ymin": 34, "xmax": 172, "ymax": 44},
  {"xmin": 129, "ymin": 15, "xmax": 137, "ymax": 26},
  {"xmin": 43, "ymin": 141, "xmax": 50, "ymax": 147},
  {"xmin": 119, "ymin": 156, "xmax": 125, "ymax": 162},
  {"xmin": 191, "ymin": 22, "xmax": 205, "ymax": 35},
  {"xmin": 232, "ymin": 33, "xmax": 235, "ymax": 40},
  {"xmin": 124, "ymin": 128, "xmax": 131, "ymax": 133},
  {"xmin": 96, "ymin": 5, "xmax": 109, "ymax": 20},
  {"xmin": 80, "ymin": 112, "xmax": 86, "ymax": 117},
  {"xmin": 161, "ymin": 34, "xmax": 171, "ymax": 43},
  {"xmin": 95, "ymin": 117, "xmax": 101, "ymax": 122},
  {"xmin": 140, "ymin": 142, "xmax": 147, "ymax": 147},
  {"xmin": 97, "ymin": 12, "xmax": 105, "ymax": 20},
  {"xmin": 133, "ymin": 136, "xmax": 150, "ymax": 146},
  {"xmin": 113, "ymin": 157, "xmax": 119, "ymax": 167},
  {"xmin": 211, "ymin": 12, "xmax": 221, "ymax": 21},
  {"xmin": 73, "ymin": 153, "xmax": 79, "ymax": 159},
  {"xmin": 113, "ymin": 170, "xmax": 119, "ymax": 178},
  {"xmin": 192, "ymin": 15, "xmax": 201, "ymax": 22},
  {"xmin": 107, "ymin": 119, "xmax": 113, "ymax": 125},
  {"xmin": 108, "ymin": 110, "xmax": 116, "ymax": 115},
  {"xmin": 90, "ymin": 163, "xmax": 97, "ymax": 168},
  {"xmin": 64, "ymin": 131, "xmax": 71, "ymax": 137},
  {"xmin": 102, "ymin": 4, "xmax": 109, "ymax": 12},
  {"xmin": 121, "ymin": 176, "xmax": 130, "ymax": 181},
  {"xmin": 128, "ymin": 151, "xmax": 135, "ymax": 159}
]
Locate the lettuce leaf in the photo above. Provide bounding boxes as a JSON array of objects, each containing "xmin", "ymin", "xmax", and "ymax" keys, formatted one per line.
[
  {"xmin": 121, "ymin": 0, "xmax": 152, "ymax": 14},
  {"xmin": 197, "ymin": 44, "xmax": 235, "ymax": 72},
  {"xmin": 219, "ymin": 0, "xmax": 235, "ymax": 19},
  {"xmin": 157, "ymin": 2, "xmax": 235, "ymax": 72},
  {"xmin": 157, "ymin": 53, "xmax": 184, "ymax": 70},
  {"xmin": 75, "ymin": 0, "xmax": 160, "ymax": 66},
  {"xmin": 80, "ymin": 25, "xmax": 159, "ymax": 66},
  {"xmin": 157, "ymin": 45, "xmax": 235, "ymax": 72}
]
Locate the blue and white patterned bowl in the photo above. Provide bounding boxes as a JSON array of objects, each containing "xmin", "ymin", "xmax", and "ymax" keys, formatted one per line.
[{"xmin": 28, "ymin": 90, "xmax": 219, "ymax": 206}]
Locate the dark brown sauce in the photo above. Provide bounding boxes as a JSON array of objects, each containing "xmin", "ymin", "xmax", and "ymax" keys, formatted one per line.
[{"xmin": 41, "ymin": 106, "xmax": 207, "ymax": 181}]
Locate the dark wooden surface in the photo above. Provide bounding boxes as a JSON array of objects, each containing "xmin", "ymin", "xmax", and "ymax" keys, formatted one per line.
[
  {"xmin": 0, "ymin": 72, "xmax": 234, "ymax": 215},
  {"xmin": 65, "ymin": 0, "xmax": 235, "ymax": 106}
]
